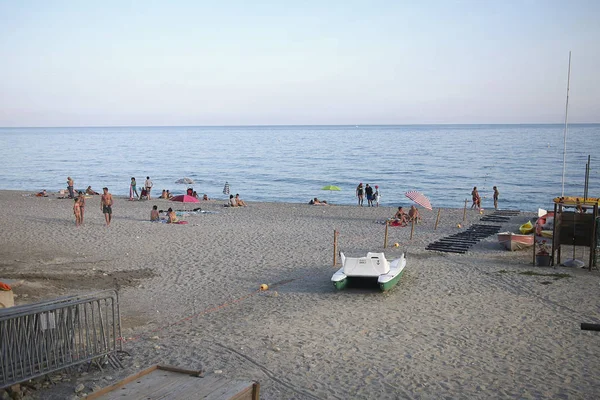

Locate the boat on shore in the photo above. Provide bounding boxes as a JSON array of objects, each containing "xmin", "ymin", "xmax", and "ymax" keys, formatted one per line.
[
  {"xmin": 497, "ymin": 232, "xmax": 534, "ymax": 251},
  {"xmin": 331, "ymin": 252, "xmax": 406, "ymax": 291}
]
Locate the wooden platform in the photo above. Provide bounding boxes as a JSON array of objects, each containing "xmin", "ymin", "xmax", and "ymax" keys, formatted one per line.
[{"xmin": 87, "ymin": 365, "xmax": 259, "ymax": 400}]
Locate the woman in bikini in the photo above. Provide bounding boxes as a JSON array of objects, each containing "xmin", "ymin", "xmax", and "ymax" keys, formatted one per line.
[
  {"xmin": 73, "ymin": 197, "xmax": 81, "ymax": 226},
  {"xmin": 77, "ymin": 191, "xmax": 86, "ymax": 225}
]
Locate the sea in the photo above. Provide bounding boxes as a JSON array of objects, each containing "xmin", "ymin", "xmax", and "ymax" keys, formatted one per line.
[{"xmin": 0, "ymin": 124, "xmax": 598, "ymax": 212}]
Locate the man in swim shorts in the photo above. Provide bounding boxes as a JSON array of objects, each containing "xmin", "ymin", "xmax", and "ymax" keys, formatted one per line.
[{"xmin": 101, "ymin": 187, "xmax": 113, "ymax": 227}]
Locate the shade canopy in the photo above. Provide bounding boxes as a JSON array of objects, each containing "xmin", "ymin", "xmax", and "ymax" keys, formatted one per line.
[
  {"xmin": 322, "ymin": 185, "xmax": 341, "ymax": 191},
  {"xmin": 405, "ymin": 191, "xmax": 432, "ymax": 210},
  {"xmin": 170, "ymin": 195, "xmax": 199, "ymax": 203}
]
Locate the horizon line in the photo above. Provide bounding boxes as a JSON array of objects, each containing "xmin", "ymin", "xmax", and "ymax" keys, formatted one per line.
[{"xmin": 1, "ymin": 122, "xmax": 599, "ymax": 129}]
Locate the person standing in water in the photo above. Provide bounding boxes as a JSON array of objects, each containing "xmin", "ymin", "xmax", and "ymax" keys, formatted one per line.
[
  {"xmin": 493, "ymin": 186, "xmax": 499, "ymax": 210},
  {"xmin": 101, "ymin": 187, "xmax": 113, "ymax": 227}
]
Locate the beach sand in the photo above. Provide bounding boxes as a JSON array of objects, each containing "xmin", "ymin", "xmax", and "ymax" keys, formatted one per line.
[{"xmin": 1, "ymin": 190, "xmax": 599, "ymax": 399}]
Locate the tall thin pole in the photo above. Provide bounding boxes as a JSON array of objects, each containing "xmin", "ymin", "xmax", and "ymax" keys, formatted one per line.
[{"xmin": 561, "ymin": 51, "xmax": 572, "ymax": 197}]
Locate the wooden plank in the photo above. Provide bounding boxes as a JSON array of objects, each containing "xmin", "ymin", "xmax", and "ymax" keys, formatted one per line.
[
  {"xmin": 87, "ymin": 365, "xmax": 215, "ymax": 400},
  {"xmin": 203, "ymin": 380, "xmax": 256, "ymax": 400}
]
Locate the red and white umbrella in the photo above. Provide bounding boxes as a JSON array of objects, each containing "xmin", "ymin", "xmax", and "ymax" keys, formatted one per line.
[
  {"xmin": 170, "ymin": 195, "xmax": 199, "ymax": 203},
  {"xmin": 405, "ymin": 191, "xmax": 432, "ymax": 210}
]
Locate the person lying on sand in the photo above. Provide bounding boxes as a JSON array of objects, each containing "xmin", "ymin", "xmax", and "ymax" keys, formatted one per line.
[
  {"xmin": 35, "ymin": 189, "xmax": 48, "ymax": 197},
  {"xmin": 86, "ymin": 186, "xmax": 100, "ymax": 195}
]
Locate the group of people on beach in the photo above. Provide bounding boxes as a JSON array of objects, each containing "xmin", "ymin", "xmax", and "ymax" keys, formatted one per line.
[
  {"xmin": 356, "ymin": 183, "xmax": 380, "ymax": 207},
  {"xmin": 72, "ymin": 187, "xmax": 113, "ymax": 227},
  {"xmin": 130, "ymin": 177, "xmax": 153, "ymax": 200},
  {"xmin": 227, "ymin": 194, "xmax": 247, "ymax": 207},
  {"xmin": 390, "ymin": 205, "xmax": 421, "ymax": 226},
  {"xmin": 471, "ymin": 186, "xmax": 500, "ymax": 211},
  {"xmin": 150, "ymin": 205, "xmax": 180, "ymax": 223}
]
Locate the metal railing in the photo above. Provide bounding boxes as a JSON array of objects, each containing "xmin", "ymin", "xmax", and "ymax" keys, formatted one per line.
[{"xmin": 0, "ymin": 290, "xmax": 123, "ymax": 389}]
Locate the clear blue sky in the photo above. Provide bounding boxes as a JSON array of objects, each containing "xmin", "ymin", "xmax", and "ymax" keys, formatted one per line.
[{"xmin": 1, "ymin": 0, "xmax": 598, "ymax": 126}]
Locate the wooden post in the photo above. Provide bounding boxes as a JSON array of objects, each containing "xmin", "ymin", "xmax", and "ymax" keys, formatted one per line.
[
  {"xmin": 463, "ymin": 199, "xmax": 468, "ymax": 222},
  {"xmin": 434, "ymin": 208, "xmax": 441, "ymax": 230},
  {"xmin": 410, "ymin": 219, "xmax": 415, "ymax": 240},
  {"xmin": 384, "ymin": 221, "xmax": 389, "ymax": 248},
  {"xmin": 333, "ymin": 229, "xmax": 339, "ymax": 267},
  {"xmin": 533, "ymin": 236, "xmax": 536, "ymax": 266}
]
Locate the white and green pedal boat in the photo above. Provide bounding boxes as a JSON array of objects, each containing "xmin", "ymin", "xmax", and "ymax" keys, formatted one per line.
[{"xmin": 331, "ymin": 252, "xmax": 406, "ymax": 291}]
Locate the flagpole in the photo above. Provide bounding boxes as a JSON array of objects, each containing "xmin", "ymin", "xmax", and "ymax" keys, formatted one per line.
[{"xmin": 561, "ymin": 51, "xmax": 571, "ymax": 197}]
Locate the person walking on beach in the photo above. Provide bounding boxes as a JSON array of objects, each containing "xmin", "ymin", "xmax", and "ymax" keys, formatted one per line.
[
  {"xmin": 144, "ymin": 177, "xmax": 153, "ymax": 200},
  {"xmin": 365, "ymin": 184, "xmax": 374, "ymax": 207},
  {"xmin": 67, "ymin": 177, "xmax": 75, "ymax": 198},
  {"xmin": 101, "ymin": 187, "xmax": 113, "ymax": 227},
  {"xmin": 130, "ymin": 177, "xmax": 139, "ymax": 200},
  {"xmin": 77, "ymin": 191, "xmax": 86, "ymax": 224},
  {"xmin": 493, "ymin": 186, "xmax": 499, "ymax": 210},
  {"xmin": 356, "ymin": 183, "xmax": 364, "ymax": 206},
  {"xmin": 471, "ymin": 187, "xmax": 480, "ymax": 210},
  {"xmin": 374, "ymin": 185, "xmax": 380, "ymax": 207}
]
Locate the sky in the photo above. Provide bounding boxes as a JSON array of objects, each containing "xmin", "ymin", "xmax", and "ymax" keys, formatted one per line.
[{"xmin": 0, "ymin": 0, "xmax": 599, "ymax": 127}]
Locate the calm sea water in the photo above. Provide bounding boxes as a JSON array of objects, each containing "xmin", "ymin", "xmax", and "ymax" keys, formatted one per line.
[{"xmin": 0, "ymin": 124, "xmax": 598, "ymax": 212}]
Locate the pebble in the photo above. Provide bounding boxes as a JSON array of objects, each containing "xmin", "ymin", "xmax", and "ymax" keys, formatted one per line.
[
  {"xmin": 74, "ymin": 383, "xmax": 85, "ymax": 393},
  {"xmin": 273, "ymin": 346, "xmax": 281, "ymax": 352},
  {"xmin": 214, "ymin": 370, "xmax": 223, "ymax": 374},
  {"xmin": 151, "ymin": 336, "xmax": 160, "ymax": 340}
]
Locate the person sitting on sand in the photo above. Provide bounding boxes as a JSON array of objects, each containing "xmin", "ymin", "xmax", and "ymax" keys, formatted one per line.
[
  {"xmin": 202, "ymin": 194, "xmax": 209, "ymax": 201},
  {"xmin": 151, "ymin": 205, "xmax": 160, "ymax": 222},
  {"xmin": 166, "ymin": 190, "xmax": 173, "ymax": 199},
  {"xmin": 229, "ymin": 194, "xmax": 237, "ymax": 207},
  {"xmin": 160, "ymin": 190, "xmax": 168, "ymax": 199},
  {"xmin": 408, "ymin": 205, "xmax": 421, "ymax": 223},
  {"xmin": 392, "ymin": 206, "xmax": 408, "ymax": 226},
  {"xmin": 167, "ymin": 207, "xmax": 179, "ymax": 223},
  {"xmin": 36, "ymin": 189, "xmax": 48, "ymax": 197},
  {"xmin": 235, "ymin": 194, "xmax": 247, "ymax": 207},
  {"xmin": 309, "ymin": 197, "xmax": 329, "ymax": 205},
  {"xmin": 86, "ymin": 186, "xmax": 100, "ymax": 195}
]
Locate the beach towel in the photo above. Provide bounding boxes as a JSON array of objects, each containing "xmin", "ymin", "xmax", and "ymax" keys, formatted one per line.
[{"xmin": 0, "ymin": 281, "xmax": 12, "ymax": 291}]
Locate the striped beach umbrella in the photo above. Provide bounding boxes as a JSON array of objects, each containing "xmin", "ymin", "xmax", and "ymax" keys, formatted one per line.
[{"xmin": 405, "ymin": 190, "xmax": 432, "ymax": 210}]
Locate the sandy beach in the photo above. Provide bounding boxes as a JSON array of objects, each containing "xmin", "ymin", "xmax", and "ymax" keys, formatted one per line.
[{"xmin": 1, "ymin": 189, "xmax": 600, "ymax": 399}]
